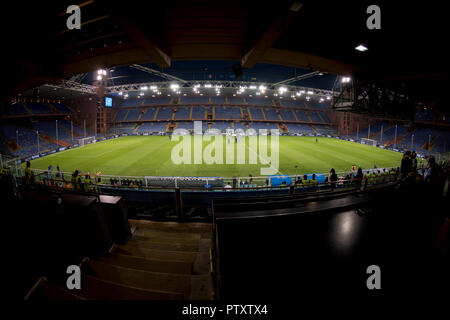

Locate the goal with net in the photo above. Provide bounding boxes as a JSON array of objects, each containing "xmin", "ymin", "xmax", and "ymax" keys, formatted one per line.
[
  {"xmin": 77, "ymin": 136, "xmax": 96, "ymax": 147},
  {"xmin": 360, "ymin": 138, "xmax": 377, "ymax": 147}
]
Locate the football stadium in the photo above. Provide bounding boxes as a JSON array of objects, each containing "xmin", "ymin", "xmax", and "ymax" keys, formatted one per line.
[{"xmin": 1, "ymin": 0, "xmax": 449, "ymax": 311}]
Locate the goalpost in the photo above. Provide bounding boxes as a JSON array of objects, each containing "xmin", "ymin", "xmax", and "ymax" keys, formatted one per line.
[
  {"xmin": 360, "ymin": 138, "xmax": 377, "ymax": 147},
  {"xmin": 77, "ymin": 136, "xmax": 96, "ymax": 147}
]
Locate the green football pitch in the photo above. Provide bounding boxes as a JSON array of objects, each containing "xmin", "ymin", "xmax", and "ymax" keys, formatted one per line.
[{"xmin": 28, "ymin": 135, "xmax": 403, "ymax": 177}]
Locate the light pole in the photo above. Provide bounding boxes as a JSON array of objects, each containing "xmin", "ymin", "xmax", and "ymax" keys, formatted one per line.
[
  {"xmin": 394, "ymin": 124, "xmax": 397, "ymax": 148},
  {"xmin": 56, "ymin": 119, "xmax": 59, "ymax": 147},
  {"xmin": 380, "ymin": 125, "xmax": 383, "ymax": 145},
  {"xmin": 356, "ymin": 122, "xmax": 359, "ymax": 141}
]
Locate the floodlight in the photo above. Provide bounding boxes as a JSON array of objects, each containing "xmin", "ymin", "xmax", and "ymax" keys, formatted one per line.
[
  {"xmin": 355, "ymin": 44, "xmax": 368, "ymax": 52},
  {"xmin": 140, "ymin": 86, "xmax": 148, "ymax": 91}
]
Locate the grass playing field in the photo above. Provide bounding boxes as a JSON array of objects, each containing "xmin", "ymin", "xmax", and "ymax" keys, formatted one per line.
[{"xmin": 28, "ymin": 135, "xmax": 403, "ymax": 177}]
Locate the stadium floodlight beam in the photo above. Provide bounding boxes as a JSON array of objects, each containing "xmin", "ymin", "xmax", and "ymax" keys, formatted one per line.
[
  {"xmin": 341, "ymin": 77, "xmax": 351, "ymax": 83},
  {"xmin": 249, "ymin": 85, "xmax": 257, "ymax": 89},
  {"xmin": 204, "ymin": 84, "xmax": 212, "ymax": 88},
  {"xmin": 170, "ymin": 83, "xmax": 179, "ymax": 90},
  {"xmin": 307, "ymin": 90, "xmax": 314, "ymax": 95},
  {"xmin": 150, "ymin": 85, "xmax": 157, "ymax": 90},
  {"xmin": 278, "ymin": 87, "xmax": 287, "ymax": 94},
  {"xmin": 140, "ymin": 86, "xmax": 148, "ymax": 91},
  {"xmin": 355, "ymin": 44, "xmax": 368, "ymax": 52}
]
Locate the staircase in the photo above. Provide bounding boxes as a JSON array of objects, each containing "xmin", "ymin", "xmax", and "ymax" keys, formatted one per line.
[{"xmin": 27, "ymin": 219, "xmax": 213, "ymax": 300}]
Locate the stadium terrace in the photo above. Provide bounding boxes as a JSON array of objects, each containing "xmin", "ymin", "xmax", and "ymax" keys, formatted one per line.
[{"xmin": 1, "ymin": 0, "xmax": 448, "ymax": 307}]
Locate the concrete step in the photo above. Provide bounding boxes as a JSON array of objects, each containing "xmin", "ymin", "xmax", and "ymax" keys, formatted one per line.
[
  {"xmin": 130, "ymin": 219, "xmax": 212, "ymax": 233},
  {"xmin": 123, "ymin": 239, "xmax": 202, "ymax": 252},
  {"xmin": 80, "ymin": 274, "xmax": 183, "ymax": 300},
  {"xmin": 112, "ymin": 246, "xmax": 205, "ymax": 263},
  {"xmin": 134, "ymin": 228, "xmax": 203, "ymax": 240},
  {"xmin": 132, "ymin": 234, "xmax": 201, "ymax": 245},
  {"xmin": 85, "ymin": 259, "xmax": 192, "ymax": 298},
  {"xmin": 101, "ymin": 253, "xmax": 193, "ymax": 274},
  {"xmin": 29, "ymin": 278, "xmax": 85, "ymax": 300}
]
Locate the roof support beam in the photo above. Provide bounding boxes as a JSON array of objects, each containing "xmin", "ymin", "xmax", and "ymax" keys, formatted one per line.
[
  {"xmin": 241, "ymin": 2, "xmax": 303, "ymax": 68},
  {"xmin": 272, "ymin": 71, "xmax": 323, "ymax": 86},
  {"xmin": 115, "ymin": 16, "xmax": 171, "ymax": 68},
  {"xmin": 130, "ymin": 64, "xmax": 187, "ymax": 83}
]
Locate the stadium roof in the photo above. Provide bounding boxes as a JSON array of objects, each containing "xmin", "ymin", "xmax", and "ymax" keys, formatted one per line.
[{"xmin": 3, "ymin": 1, "xmax": 448, "ymax": 108}]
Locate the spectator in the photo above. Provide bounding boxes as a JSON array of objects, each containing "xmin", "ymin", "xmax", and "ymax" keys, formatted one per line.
[
  {"xmin": 302, "ymin": 174, "xmax": 309, "ymax": 185},
  {"xmin": 310, "ymin": 174, "xmax": 318, "ymax": 185},
  {"xmin": 24, "ymin": 161, "xmax": 33, "ymax": 184},
  {"xmin": 354, "ymin": 167, "xmax": 364, "ymax": 187},
  {"xmin": 424, "ymin": 155, "xmax": 443, "ymax": 183},
  {"xmin": 401, "ymin": 151, "xmax": 412, "ymax": 178},
  {"xmin": 47, "ymin": 165, "xmax": 54, "ymax": 181},
  {"xmin": 232, "ymin": 174, "xmax": 237, "ymax": 188},
  {"xmin": 224, "ymin": 182, "xmax": 232, "ymax": 190},
  {"xmin": 411, "ymin": 151, "xmax": 418, "ymax": 173},
  {"xmin": 329, "ymin": 168, "xmax": 338, "ymax": 189},
  {"xmin": 249, "ymin": 174, "xmax": 253, "ymax": 184}
]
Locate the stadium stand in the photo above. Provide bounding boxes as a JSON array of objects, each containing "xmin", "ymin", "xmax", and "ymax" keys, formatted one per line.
[
  {"xmin": 246, "ymin": 97, "xmax": 273, "ymax": 106},
  {"xmin": 136, "ymin": 122, "xmax": 168, "ymax": 133},
  {"xmin": 27, "ymin": 102, "xmax": 52, "ymax": 114},
  {"xmin": 210, "ymin": 121, "xmax": 232, "ymax": 131},
  {"xmin": 180, "ymin": 96, "xmax": 209, "ymax": 104},
  {"xmin": 143, "ymin": 97, "xmax": 171, "ymax": 105},
  {"xmin": 115, "ymin": 109, "xmax": 128, "ymax": 122},
  {"xmin": 263, "ymin": 108, "xmax": 280, "ymax": 121},
  {"xmin": 248, "ymin": 122, "xmax": 278, "ymax": 131},
  {"xmin": 176, "ymin": 121, "xmax": 194, "ymax": 130},
  {"xmin": 214, "ymin": 106, "xmax": 241, "ymax": 120},
  {"xmin": 156, "ymin": 107, "xmax": 173, "ymax": 120},
  {"xmin": 191, "ymin": 106, "xmax": 206, "ymax": 120},
  {"xmin": 280, "ymin": 99, "xmax": 303, "ymax": 108},
  {"xmin": 308, "ymin": 111, "xmax": 323, "ymax": 123},
  {"xmin": 279, "ymin": 109, "xmax": 296, "ymax": 121},
  {"xmin": 3, "ymin": 102, "xmax": 29, "ymax": 116},
  {"xmin": 51, "ymin": 103, "xmax": 72, "ymax": 114},
  {"xmin": 174, "ymin": 107, "xmax": 190, "ymax": 120},
  {"xmin": 124, "ymin": 109, "xmax": 141, "ymax": 121},
  {"xmin": 294, "ymin": 110, "xmax": 310, "ymax": 122},
  {"xmin": 140, "ymin": 108, "xmax": 157, "ymax": 121},
  {"xmin": 120, "ymin": 99, "xmax": 142, "ymax": 107},
  {"xmin": 227, "ymin": 96, "xmax": 244, "ymax": 104},
  {"xmin": 248, "ymin": 107, "xmax": 264, "ymax": 120},
  {"xmin": 210, "ymin": 96, "xmax": 226, "ymax": 104}
]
